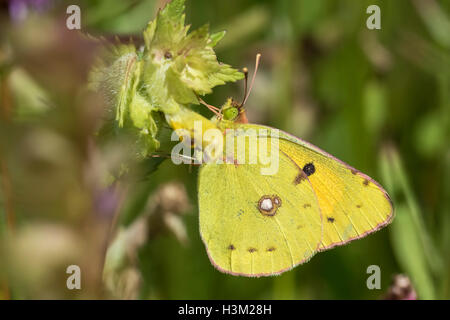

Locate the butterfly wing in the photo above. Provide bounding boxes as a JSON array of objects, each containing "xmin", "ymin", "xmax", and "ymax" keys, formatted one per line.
[
  {"xmin": 238, "ymin": 124, "xmax": 394, "ymax": 251},
  {"xmin": 198, "ymin": 143, "xmax": 322, "ymax": 276}
]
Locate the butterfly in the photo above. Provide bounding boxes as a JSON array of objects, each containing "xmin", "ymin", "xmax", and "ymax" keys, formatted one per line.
[{"xmin": 170, "ymin": 55, "xmax": 394, "ymax": 277}]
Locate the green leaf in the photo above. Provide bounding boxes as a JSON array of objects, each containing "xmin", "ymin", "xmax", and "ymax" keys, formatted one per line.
[
  {"xmin": 390, "ymin": 204, "xmax": 435, "ymax": 299},
  {"xmin": 380, "ymin": 146, "xmax": 443, "ymax": 299},
  {"xmin": 90, "ymin": 0, "xmax": 243, "ymax": 161},
  {"xmin": 142, "ymin": 0, "xmax": 244, "ymax": 114},
  {"xmin": 89, "ymin": 42, "xmax": 141, "ymax": 127},
  {"xmin": 209, "ymin": 31, "xmax": 226, "ymax": 47},
  {"xmin": 90, "ymin": 41, "xmax": 162, "ymax": 157},
  {"xmin": 128, "ymin": 93, "xmax": 161, "ymax": 157}
]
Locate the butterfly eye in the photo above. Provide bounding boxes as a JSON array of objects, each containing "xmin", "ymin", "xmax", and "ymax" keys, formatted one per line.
[{"xmin": 223, "ymin": 107, "xmax": 239, "ymax": 121}]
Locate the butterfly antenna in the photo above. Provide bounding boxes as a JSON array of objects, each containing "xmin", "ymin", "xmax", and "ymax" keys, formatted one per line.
[
  {"xmin": 242, "ymin": 53, "xmax": 261, "ymax": 106},
  {"xmin": 240, "ymin": 67, "xmax": 249, "ymax": 106}
]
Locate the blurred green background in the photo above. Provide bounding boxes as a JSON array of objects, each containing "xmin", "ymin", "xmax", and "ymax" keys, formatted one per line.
[{"xmin": 0, "ymin": 0, "xmax": 449, "ymax": 299}]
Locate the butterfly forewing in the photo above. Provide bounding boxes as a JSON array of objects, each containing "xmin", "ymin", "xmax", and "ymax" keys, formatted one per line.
[{"xmin": 238, "ymin": 124, "xmax": 393, "ymax": 250}]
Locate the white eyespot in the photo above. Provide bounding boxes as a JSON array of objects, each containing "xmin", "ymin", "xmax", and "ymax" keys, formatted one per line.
[
  {"xmin": 258, "ymin": 195, "xmax": 282, "ymax": 216},
  {"xmin": 260, "ymin": 198, "xmax": 273, "ymax": 211}
]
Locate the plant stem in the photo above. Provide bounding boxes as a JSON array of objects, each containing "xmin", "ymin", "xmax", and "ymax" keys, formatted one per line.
[
  {"xmin": 0, "ymin": 77, "xmax": 15, "ymax": 231},
  {"xmin": 0, "ymin": 72, "xmax": 14, "ymax": 300}
]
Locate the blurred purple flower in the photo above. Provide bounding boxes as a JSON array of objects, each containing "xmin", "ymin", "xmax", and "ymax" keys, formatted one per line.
[
  {"xmin": 94, "ymin": 186, "xmax": 120, "ymax": 220},
  {"xmin": 9, "ymin": 0, "xmax": 53, "ymax": 22}
]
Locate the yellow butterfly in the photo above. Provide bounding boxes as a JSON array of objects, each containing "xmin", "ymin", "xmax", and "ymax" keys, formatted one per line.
[{"xmin": 169, "ymin": 55, "xmax": 394, "ymax": 277}]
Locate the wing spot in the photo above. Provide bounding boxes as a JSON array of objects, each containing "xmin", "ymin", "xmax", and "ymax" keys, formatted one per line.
[
  {"xmin": 327, "ymin": 217, "xmax": 335, "ymax": 223},
  {"xmin": 363, "ymin": 179, "xmax": 369, "ymax": 186},
  {"xmin": 273, "ymin": 196, "xmax": 282, "ymax": 207},
  {"xmin": 228, "ymin": 244, "xmax": 236, "ymax": 250},
  {"xmin": 293, "ymin": 171, "xmax": 307, "ymax": 185},
  {"xmin": 258, "ymin": 195, "xmax": 282, "ymax": 216},
  {"xmin": 356, "ymin": 204, "xmax": 362, "ymax": 208},
  {"xmin": 248, "ymin": 247, "xmax": 257, "ymax": 253},
  {"xmin": 351, "ymin": 169, "xmax": 358, "ymax": 175},
  {"xmin": 303, "ymin": 163, "xmax": 315, "ymax": 176},
  {"xmin": 303, "ymin": 203, "xmax": 311, "ymax": 208},
  {"xmin": 267, "ymin": 247, "xmax": 276, "ymax": 252}
]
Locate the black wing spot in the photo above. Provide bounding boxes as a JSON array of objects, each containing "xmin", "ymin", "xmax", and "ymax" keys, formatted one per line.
[
  {"xmin": 363, "ymin": 179, "xmax": 369, "ymax": 186},
  {"xmin": 351, "ymin": 169, "xmax": 358, "ymax": 175},
  {"xmin": 228, "ymin": 244, "xmax": 236, "ymax": 250},
  {"xmin": 327, "ymin": 217, "xmax": 335, "ymax": 223},
  {"xmin": 267, "ymin": 247, "xmax": 276, "ymax": 252},
  {"xmin": 248, "ymin": 247, "xmax": 257, "ymax": 253},
  {"xmin": 302, "ymin": 163, "xmax": 315, "ymax": 176},
  {"xmin": 356, "ymin": 204, "xmax": 362, "ymax": 208}
]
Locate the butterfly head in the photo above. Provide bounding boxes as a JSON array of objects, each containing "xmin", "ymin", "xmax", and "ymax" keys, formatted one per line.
[
  {"xmin": 221, "ymin": 98, "xmax": 246, "ymax": 122},
  {"xmin": 199, "ymin": 54, "xmax": 260, "ymax": 125}
]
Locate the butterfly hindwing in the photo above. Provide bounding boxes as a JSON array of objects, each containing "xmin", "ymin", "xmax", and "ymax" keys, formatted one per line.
[{"xmin": 198, "ymin": 139, "xmax": 322, "ymax": 276}]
